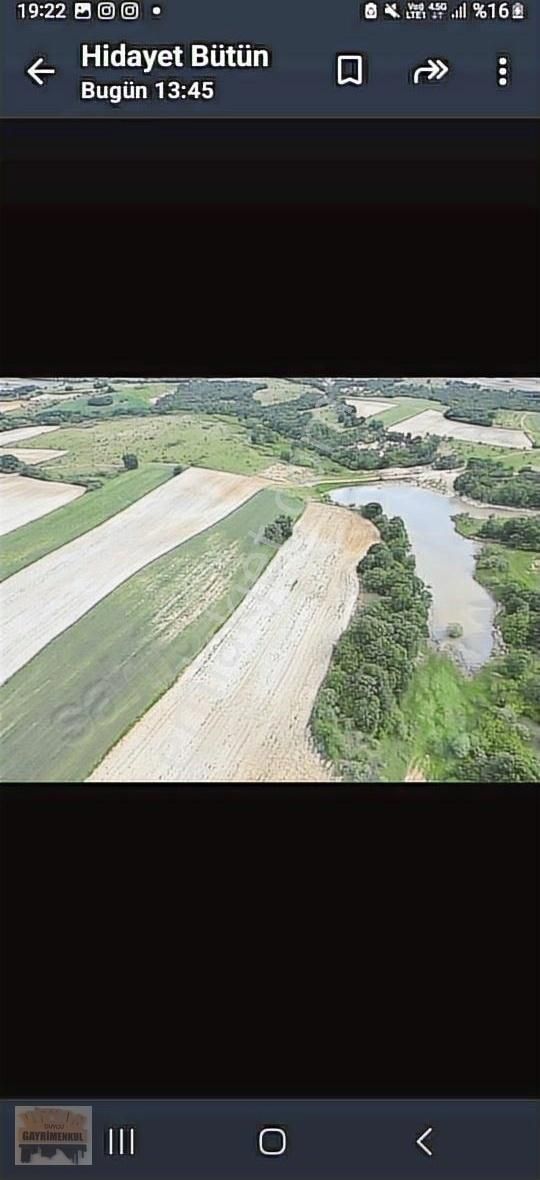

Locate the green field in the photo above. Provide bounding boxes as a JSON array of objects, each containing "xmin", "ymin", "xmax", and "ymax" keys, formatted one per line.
[
  {"xmin": 375, "ymin": 396, "xmax": 444, "ymax": 426},
  {"xmin": 376, "ymin": 654, "xmax": 478, "ymax": 781},
  {"xmin": 0, "ymin": 464, "xmax": 173, "ymax": 582},
  {"xmin": 454, "ymin": 514, "xmax": 540, "ymax": 591},
  {"xmin": 47, "ymin": 382, "xmax": 174, "ymax": 416},
  {"xmin": 439, "ymin": 437, "xmax": 540, "ymax": 469},
  {"xmin": 253, "ymin": 379, "xmax": 317, "ymax": 405},
  {"xmin": 20, "ymin": 412, "xmax": 279, "ymax": 481},
  {"xmin": 496, "ymin": 409, "xmax": 540, "ymax": 446},
  {"xmin": 0, "ymin": 488, "xmax": 304, "ymax": 783},
  {"xmin": 311, "ymin": 405, "xmax": 346, "ymax": 431}
]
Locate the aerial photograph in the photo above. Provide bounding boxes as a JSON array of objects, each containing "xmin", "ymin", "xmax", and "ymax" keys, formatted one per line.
[{"xmin": 1, "ymin": 375, "xmax": 539, "ymax": 784}]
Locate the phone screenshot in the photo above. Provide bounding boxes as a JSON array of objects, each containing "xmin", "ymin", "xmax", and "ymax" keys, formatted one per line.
[{"xmin": 0, "ymin": 0, "xmax": 538, "ymax": 1177}]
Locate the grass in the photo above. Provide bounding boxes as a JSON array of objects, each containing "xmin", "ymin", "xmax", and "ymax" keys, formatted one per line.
[
  {"xmin": 253, "ymin": 379, "xmax": 317, "ymax": 405},
  {"xmin": 311, "ymin": 476, "xmax": 380, "ymax": 496},
  {"xmin": 375, "ymin": 396, "xmax": 444, "ymax": 426},
  {"xmin": 20, "ymin": 412, "xmax": 278, "ymax": 481},
  {"xmin": 311, "ymin": 405, "xmax": 346, "ymax": 431},
  {"xmin": 496, "ymin": 409, "xmax": 540, "ymax": 446},
  {"xmin": 454, "ymin": 515, "xmax": 540, "ymax": 591},
  {"xmin": 28, "ymin": 382, "xmax": 175, "ymax": 417},
  {"xmin": 376, "ymin": 653, "xmax": 477, "ymax": 781},
  {"xmin": 0, "ymin": 464, "xmax": 173, "ymax": 582},
  {"xmin": 0, "ymin": 488, "xmax": 304, "ymax": 784},
  {"xmin": 440, "ymin": 438, "xmax": 540, "ymax": 469}
]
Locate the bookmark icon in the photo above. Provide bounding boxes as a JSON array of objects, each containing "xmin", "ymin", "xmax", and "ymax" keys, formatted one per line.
[{"xmin": 336, "ymin": 54, "xmax": 367, "ymax": 85}]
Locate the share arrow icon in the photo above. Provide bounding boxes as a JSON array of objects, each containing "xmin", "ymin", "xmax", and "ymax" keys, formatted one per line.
[{"xmin": 411, "ymin": 57, "xmax": 450, "ymax": 83}]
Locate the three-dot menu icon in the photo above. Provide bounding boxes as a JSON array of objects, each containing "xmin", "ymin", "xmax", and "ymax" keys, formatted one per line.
[{"xmin": 497, "ymin": 53, "xmax": 511, "ymax": 85}]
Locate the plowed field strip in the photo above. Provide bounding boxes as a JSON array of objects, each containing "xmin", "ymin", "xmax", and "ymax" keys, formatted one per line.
[
  {"xmin": 90, "ymin": 504, "xmax": 378, "ymax": 784},
  {"xmin": 0, "ymin": 467, "xmax": 266, "ymax": 685}
]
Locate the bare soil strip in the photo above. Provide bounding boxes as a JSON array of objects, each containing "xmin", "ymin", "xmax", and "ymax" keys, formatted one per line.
[
  {"xmin": 0, "ymin": 467, "xmax": 266, "ymax": 685},
  {"xmin": 404, "ymin": 764, "xmax": 427, "ymax": 782},
  {"xmin": 0, "ymin": 474, "xmax": 85, "ymax": 537},
  {"xmin": 5, "ymin": 448, "xmax": 66, "ymax": 465},
  {"xmin": 390, "ymin": 409, "xmax": 531, "ymax": 449},
  {"xmin": 89, "ymin": 504, "xmax": 378, "ymax": 784},
  {"xmin": 345, "ymin": 397, "xmax": 394, "ymax": 418},
  {"xmin": 0, "ymin": 425, "xmax": 60, "ymax": 447}
]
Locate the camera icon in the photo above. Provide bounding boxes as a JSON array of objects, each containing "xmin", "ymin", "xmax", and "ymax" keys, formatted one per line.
[
  {"xmin": 97, "ymin": 1, "xmax": 116, "ymax": 15},
  {"xmin": 120, "ymin": 0, "xmax": 140, "ymax": 16}
]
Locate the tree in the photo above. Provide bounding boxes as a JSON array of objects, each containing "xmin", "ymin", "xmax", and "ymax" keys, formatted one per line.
[
  {"xmin": 0, "ymin": 452, "xmax": 23, "ymax": 473},
  {"xmin": 264, "ymin": 515, "xmax": 293, "ymax": 544},
  {"xmin": 122, "ymin": 452, "xmax": 139, "ymax": 470},
  {"xmin": 361, "ymin": 502, "xmax": 383, "ymax": 521}
]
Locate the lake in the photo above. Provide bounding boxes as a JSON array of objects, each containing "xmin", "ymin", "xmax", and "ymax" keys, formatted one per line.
[{"xmin": 330, "ymin": 482, "xmax": 496, "ymax": 670}]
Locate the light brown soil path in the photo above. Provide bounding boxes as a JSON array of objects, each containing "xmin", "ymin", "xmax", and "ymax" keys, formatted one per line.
[
  {"xmin": 0, "ymin": 467, "xmax": 266, "ymax": 686},
  {"xmin": 0, "ymin": 474, "xmax": 85, "ymax": 536},
  {"xmin": 89, "ymin": 504, "xmax": 378, "ymax": 784},
  {"xmin": 0, "ymin": 425, "xmax": 60, "ymax": 447}
]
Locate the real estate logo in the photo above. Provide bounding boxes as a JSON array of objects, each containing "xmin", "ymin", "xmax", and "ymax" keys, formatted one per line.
[{"xmin": 15, "ymin": 1107, "xmax": 92, "ymax": 1166}]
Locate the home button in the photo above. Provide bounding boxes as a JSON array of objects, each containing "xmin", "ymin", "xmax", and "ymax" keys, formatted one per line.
[{"xmin": 258, "ymin": 1127, "xmax": 287, "ymax": 1156}]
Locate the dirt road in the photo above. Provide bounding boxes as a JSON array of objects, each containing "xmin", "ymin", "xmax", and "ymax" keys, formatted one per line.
[
  {"xmin": 0, "ymin": 467, "xmax": 266, "ymax": 685},
  {"xmin": 0, "ymin": 474, "xmax": 85, "ymax": 537},
  {"xmin": 89, "ymin": 504, "xmax": 378, "ymax": 784}
]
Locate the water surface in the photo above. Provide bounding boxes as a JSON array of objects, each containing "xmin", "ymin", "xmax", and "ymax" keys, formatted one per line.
[{"xmin": 330, "ymin": 482, "xmax": 496, "ymax": 670}]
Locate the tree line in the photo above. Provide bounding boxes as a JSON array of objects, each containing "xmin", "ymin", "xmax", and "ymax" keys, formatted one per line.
[
  {"xmin": 454, "ymin": 458, "xmax": 540, "ymax": 508},
  {"xmin": 311, "ymin": 504, "xmax": 431, "ymax": 777}
]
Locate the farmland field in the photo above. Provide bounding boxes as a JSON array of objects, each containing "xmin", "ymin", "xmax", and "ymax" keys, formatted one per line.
[
  {"xmin": 345, "ymin": 395, "xmax": 446, "ymax": 426},
  {"xmin": 0, "ymin": 425, "xmax": 60, "ymax": 447},
  {"xmin": 253, "ymin": 379, "xmax": 318, "ymax": 404},
  {"xmin": 4, "ymin": 447, "xmax": 66, "ymax": 465},
  {"xmin": 0, "ymin": 474, "xmax": 85, "ymax": 536},
  {"xmin": 391, "ymin": 408, "xmax": 532, "ymax": 449},
  {"xmin": 496, "ymin": 409, "xmax": 540, "ymax": 446},
  {"xmin": 0, "ymin": 468, "xmax": 266, "ymax": 685},
  {"xmin": 89, "ymin": 504, "xmax": 377, "ymax": 783},
  {"xmin": 0, "ymin": 464, "xmax": 172, "ymax": 581},
  {"xmin": 18, "ymin": 413, "xmax": 280, "ymax": 480},
  {"xmin": 2, "ymin": 374, "xmax": 540, "ymax": 785},
  {"xmin": 0, "ymin": 488, "xmax": 303, "ymax": 783}
]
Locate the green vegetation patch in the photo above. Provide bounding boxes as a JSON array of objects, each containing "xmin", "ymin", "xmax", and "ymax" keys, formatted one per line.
[
  {"xmin": 254, "ymin": 379, "xmax": 318, "ymax": 405},
  {"xmin": 455, "ymin": 457, "xmax": 540, "ymax": 508},
  {"xmin": 375, "ymin": 397, "xmax": 443, "ymax": 427},
  {"xmin": 0, "ymin": 489, "xmax": 304, "ymax": 783},
  {"xmin": 311, "ymin": 499, "xmax": 540, "ymax": 782},
  {"xmin": 0, "ymin": 464, "xmax": 172, "ymax": 582},
  {"xmin": 496, "ymin": 409, "xmax": 540, "ymax": 447},
  {"xmin": 20, "ymin": 412, "xmax": 278, "ymax": 482}
]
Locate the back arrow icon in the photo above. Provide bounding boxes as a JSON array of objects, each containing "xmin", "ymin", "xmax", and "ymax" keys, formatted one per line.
[
  {"xmin": 412, "ymin": 58, "xmax": 449, "ymax": 83},
  {"xmin": 26, "ymin": 57, "xmax": 57, "ymax": 86},
  {"xmin": 416, "ymin": 1127, "xmax": 433, "ymax": 1157}
]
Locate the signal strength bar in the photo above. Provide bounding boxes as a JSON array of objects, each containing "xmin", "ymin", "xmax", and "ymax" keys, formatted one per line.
[{"xmin": 451, "ymin": 1, "xmax": 468, "ymax": 14}]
